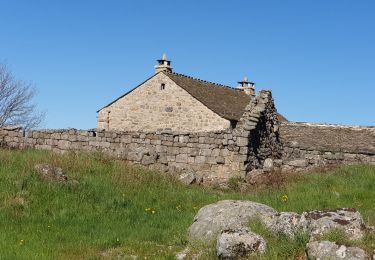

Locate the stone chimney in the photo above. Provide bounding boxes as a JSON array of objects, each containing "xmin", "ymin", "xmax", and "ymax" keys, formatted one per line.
[
  {"xmin": 155, "ymin": 53, "xmax": 172, "ymax": 73},
  {"xmin": 236, "ymin": 76, "xmax": 255, "ymax": 97}
]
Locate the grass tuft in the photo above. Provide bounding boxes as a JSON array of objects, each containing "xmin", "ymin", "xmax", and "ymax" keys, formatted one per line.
[{"xmin": 249, "ymin": 218, "xmax": 310, "ymax": 260}]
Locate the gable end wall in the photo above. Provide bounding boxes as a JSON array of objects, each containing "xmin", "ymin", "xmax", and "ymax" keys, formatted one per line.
[{"xmin": 98, "ymin": 73, "xmax": 231, "ymax": 132}]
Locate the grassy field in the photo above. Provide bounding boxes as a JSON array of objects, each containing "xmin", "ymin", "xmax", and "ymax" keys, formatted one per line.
[{"xmin": 0, "ymin": 149, "xmax": 374, "ymax": 259}]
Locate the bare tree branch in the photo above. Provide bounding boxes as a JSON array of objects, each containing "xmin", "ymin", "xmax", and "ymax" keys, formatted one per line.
[{"xmin": 0, "ymin": 64, "xmax": 45, "ymax": 130}]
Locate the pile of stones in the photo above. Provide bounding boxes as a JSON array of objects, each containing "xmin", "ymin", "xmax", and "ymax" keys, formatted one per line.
[{"xmin": 180, "ymin": 200, "xmax": 374, "ymax": 260}]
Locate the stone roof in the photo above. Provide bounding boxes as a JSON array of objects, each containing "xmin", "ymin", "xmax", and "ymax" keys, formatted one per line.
[
  {"xmin": 98, "ymin": 71, "xmax": 287, "ymax": 122},
  {"xmin": 164, "ymin": 71, "xmax": 251, "ymax": 121}
]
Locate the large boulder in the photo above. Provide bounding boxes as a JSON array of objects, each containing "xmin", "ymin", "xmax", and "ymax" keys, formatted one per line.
[
  {"xmin": 306, "ymin": 240, "xmax": 368, "ymax": 260},
  {"xmin": 264, "ymin": 212, "xmax": 302, "ymax": 237},
  {"xmin": 188, "ymin": 200, "xmax": 277, "ymax": 242},
  {"xmin": 299, "ymin": 208, "xmax": 365, "ymax": 241},
  {"xmin": 264, "ymin": 208, "xmax": 366, "ymax": 241},
  {"xmin": 217, "ymin": 227, "xmax": 266, "ymax": 259}
]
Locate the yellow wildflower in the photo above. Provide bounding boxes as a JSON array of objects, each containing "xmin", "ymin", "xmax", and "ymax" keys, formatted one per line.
[{"xmin": 281, "ymin": 195, "xmax": 288, "ymax": 202}]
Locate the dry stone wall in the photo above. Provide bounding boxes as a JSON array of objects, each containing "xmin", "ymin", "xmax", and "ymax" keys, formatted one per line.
[
  {"xmin": 279, "ymin": 122, "xmax": 375, "ymax": 170},
  {"xmin": 2, "ymin": 90, "xmax": 373, "ymax": 182},
  {"xmin": 0, "ymin": 91, "xmax": 281, "ymax": 182},
  {"xmin": 235, "ymin": 90, "xmax": 282, "ymax": 171},
  {"xmin": 0, "ymin": 126, "xmax": 242, "ymax": 181}
]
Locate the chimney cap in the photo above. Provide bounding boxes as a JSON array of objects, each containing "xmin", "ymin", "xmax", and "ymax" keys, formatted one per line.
[
  {"xmin": 155, "ymin": 53, "xmax": 173, "ymax": 73},
  {"xmin": 157, "ymin": 53, "xmax": 170, "ymax": 62},
  {"xmin": 237, "ymin": 76, "xmax": 255, "ymax": 85}
]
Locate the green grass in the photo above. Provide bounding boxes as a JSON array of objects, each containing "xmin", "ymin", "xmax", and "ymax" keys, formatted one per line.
[
  {"xmin": 248, "ymin": 218, "xmax": 310, "ymax": 260},
  {"xmin": 0, "ymin": 149, "xmax": 374, "ymax": 259}
]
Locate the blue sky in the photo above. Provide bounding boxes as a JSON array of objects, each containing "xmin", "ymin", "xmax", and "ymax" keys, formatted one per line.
[{"xmin": 1, "ymin": 0, "xmax": 374, "ymax": 128}]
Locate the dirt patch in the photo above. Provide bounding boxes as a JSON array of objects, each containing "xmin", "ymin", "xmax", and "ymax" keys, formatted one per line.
[{"xmin": 245, "ymin": 169, "xmax": 288, "ymax": 190}]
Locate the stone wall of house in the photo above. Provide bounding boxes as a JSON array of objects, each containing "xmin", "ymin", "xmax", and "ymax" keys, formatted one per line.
[
  {"xmin": 279, "ymin": 122, "xmax": 375, "ymax": 171},
  {"xmin": 98, "ymin": 72, "xmax": 231, "ymax": 132}
]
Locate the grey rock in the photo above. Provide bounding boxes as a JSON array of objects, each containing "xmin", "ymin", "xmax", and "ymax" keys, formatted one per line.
[
  {"xmin": 273, "ymin": 159, "xmax": 283, "ymax": 167},
  {"xmin": 34, "ymin": 164, "xmax": 67, "ymax": 182},
  {"xmin": 188, "ymin": 200, "xmax": 277, "ymax": 242},
  {"xmin": 243, "ymin": 121, "xmax": 257, "ymax": 131},
  {"xmin": 175, "ymin": 248, "xmax": 189, "ymax": 260},
  {"xmin": 178, "ymin": 172, "xmax": 196, "ymax": 185},
  {"xmin": 290, "ymin": 141, "xmax": 299, "ymax": 147},
  {"xmin": 236, "ymin": 137, "xmax": 249, "ymax": 147},
  {"xmin": 141, "ymin": 154, "xmax": 157, "ymax": 165},
  {"xmin": 263, "ymin": 158, "xmax": 274, "ymax": 170},
  {"xmin": 287, "ymin": 159, "xmax": 308, "ymax": 168},
  {"xmin": 306, "ymin": 240, "xmax": 368, "ymax": 260},
  {"xmin": 217, "ymin": 227, "xmax": 266, "ymax": 259},
  {"xmin": 264, "ymin": 212, "xmax": 301, "ymax": 237},
  {"xmin": 216, "ymin": 156, "xmax": 225, "ymax": 164},
  {"xmin": 127, "ymin": 152, "xmax": 143, "ymax": 162},
  {"xmin": 300, "ymin": 208, "xmax": 365, "ymax": 241}
]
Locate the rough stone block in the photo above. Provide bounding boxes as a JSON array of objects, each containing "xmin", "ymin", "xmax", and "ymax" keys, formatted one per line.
[
  {"xmin": 187, "ymin": 156, "xmax": 195, "ymax": 164},
  {"xmin": 155, "ymin": 145, "xmax": 166, "ymax": 153},
  {"xmin": 206, "ymin": 157, "xmax": 217, "ymax": 165},
  {"xmin": 176, "ymin": 154, "xmax": 188, "ymax": 163},
  {"xmin": 142, "ymin": 154, "xmax": 157, "ymax": 165},
  {"xmin": 166, "ymin": 155, "xmax": 176, "ymax": 162},
  {"xmin": 220, "ymin": 149, "xmax": 230, "ymax": 157},
  {"xmin": 150, "ymin": 139, "xmax": 162, "ymax": 145},
  {"xmin": 239, "ymin": 147, "xmax": 249, "ymax": 155},
  {"xmin": 200, "ymin": 148, "xmax": 212, "ymax": 156},
  {"xmin": 127, "ymin": 152, "xmax": 143, "ymax": 162},
  {"xmin": 195, "ymin": 156, "xmax": 206, "ymax": 164},
  {"xmin": 162, "ymin": 141, "xmax": 173, "ymax": 146},
  {"xmin": 286, "ymin": 159, "xmax": 308, "ymax": 168},
  {"xmin": 158, "ymin": 154, "xmax": 168, "ymax": 164},
  {"xmin": 211, "ymin": 149, "xmax": 220, "ymax": 157},
  {"xmin": 58, "ymin": 140, "xmax": 71, "ymax": 150},
  {"xmin": 179, "ymin": 135, "xmax": 189, "ymax": 143},
  {"xmin": 236, "ymin": 137, "xmax": 249, "ymax": 147},
  {"xmin": 216, "ymin": 156, "xmax": 225, "ymax": 164}
]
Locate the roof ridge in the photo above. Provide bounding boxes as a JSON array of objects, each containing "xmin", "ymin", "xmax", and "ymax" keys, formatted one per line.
[{"xmin": 165, "ymin": 71, "xmax": 242, "ymax": 92}]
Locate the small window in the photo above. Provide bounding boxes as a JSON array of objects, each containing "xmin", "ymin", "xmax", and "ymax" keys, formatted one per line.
[
  {"xmin": 160, "ymin": 83, "xmax": 165, "ymax": 90},
  {"xmin": 230, "ymin": 120, "xmax": 238, "ymax": 129},
  {"xmin": 106, "ymin": 111, "xmax": 111, "ymax": 130}
]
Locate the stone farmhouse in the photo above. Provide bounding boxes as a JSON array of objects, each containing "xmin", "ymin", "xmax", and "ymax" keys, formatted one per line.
[
  {"xmin": 1, "ymin": 55, "xmax": 374, "ymax": 182},
  {"xmin": 97, "ymin": 54, "xmax": 285, "ymax": 132}
]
